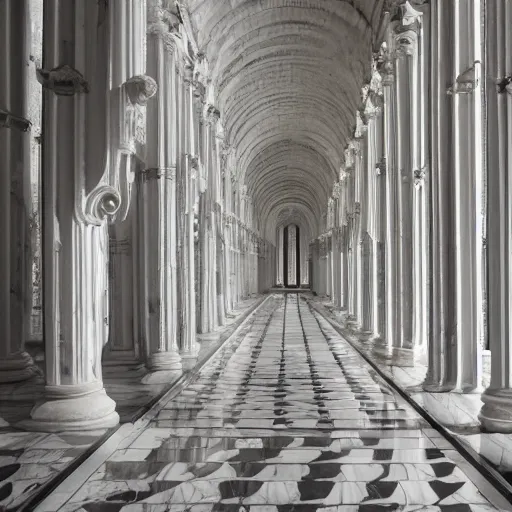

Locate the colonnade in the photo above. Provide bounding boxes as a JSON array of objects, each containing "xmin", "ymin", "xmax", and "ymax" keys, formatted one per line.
[
  {"xmin": 309, "ymin": 0, "xmax": 512, "ymax": 432},
  {"xmin": 0, "ymin": 0, "xmax": 275, "ymax": 431}
]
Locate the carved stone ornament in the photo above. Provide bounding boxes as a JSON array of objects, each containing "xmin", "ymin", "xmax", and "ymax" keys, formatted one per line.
[
  {"xmin": 496, "ymin": 76, "xmax": 512, "ymax": 95},
  {"xmin": 376, "ymin": 158, "xmax": 387, "ymax": 176},
  {"xmin": 0, "ymin": 109, "xmax": 31, "ymax": 132},
  {"xmin": 37, "ymin": 64, "xmax": 89, "ymax": 95},
  {"xmin": 447, "ymin": 62, "xmax": 480, "ymax": 95},
  {"xmin": 376, "ymin": 44, "xmax": 395, "ymax": 84},
  {"xmin": 414, "ymin": 168, "xmax": 426, "ymax": 188},
  {"xmin": 187, "ymin": 154, "xmax": 200, "ymax": 170},
  {"xmin": 354, "ymin": 202, "xmax": 361, "ymax": 215},
  {"xmin": 396, "ymin": 1, "xmax": 423, "ymax": 33},
  {"xmin": 84, "ymin": 185, "xmax": 122, "ymax": 225},
  {"xmin": 205, "ymin": 104, "xmax": 221, "ymax": 125},
  {"xmin": 147, "ymin": 3, "xmax": 182, "ymax": 52},
  {"xmin": 340, "ymin": 168, "xmax": 350, "ymax": 181},
  {"xmin": 142, "ymin": 166, "xmax": 176, "ymax": 182},
  {"xmin": 354, "ymin": 111, "xmax": 368, "ymax": 139},
  {"xmin": 395, "ymin": 30, "xmax": 417, "ymax": 57},
  {"xmin": 124, "ymin": 75, "xmax": 158, "ymax": 106}
]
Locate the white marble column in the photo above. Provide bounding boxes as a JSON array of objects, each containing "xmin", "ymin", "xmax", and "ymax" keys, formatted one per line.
[
  {"xmin": 479, "ymin": 0, "xmax": 512, "ymax": 431},
  {"xmin": 423, "ymin": 0, "xmax": 484, "ymax": 392},
  {"xmin": 375, "ymin": 42, "xmax": 400, "ymax": 358},
  {"xmin": 177, "ymin": 64, "xmax": 200, "ymax": 360},
  {"xmin": 138, "ymin": 10, "xmax": 183, "ymax": 383},
  {"xmin": 26, "ymin": 0, "xmax": 155, "ymax": 430},
  {"xmin": 393, "ymin": 26, "xmax": 416, "ymax": 362},
  {"xmin": 0, "ymin": 0, "xmax": 37, "ymax": 383}
]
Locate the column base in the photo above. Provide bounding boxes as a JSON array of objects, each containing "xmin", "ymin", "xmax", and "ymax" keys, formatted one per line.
[
  {"xmin": 357, "ymin": 329, "xmax": 374, "ymax": 342},
  {"xmin": 0, "ymin": 351, "xmax": 38, "ymax": 383},
  {"xmin": 479, "ymin": 388, "xmax": 512, "ymax": 433},
  {"xmin": 142, "ymin": 351, "xmax": 182, "ymax": 385},
  {"xmin": 382, "ymin": 347, "xmax": 418, "ymax": 367},
  {"xmin": 19, "ymin": 381, "xmax": 119, "ymax": 432},
  {"xmin": 371, "ymin": 338, "xmax": 392, "ymax": 359}
]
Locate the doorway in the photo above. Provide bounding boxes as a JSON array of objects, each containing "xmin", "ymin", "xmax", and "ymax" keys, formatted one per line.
[{"xmin": 283, "ymin": 224, "xmax": 300, "ymax": 287}]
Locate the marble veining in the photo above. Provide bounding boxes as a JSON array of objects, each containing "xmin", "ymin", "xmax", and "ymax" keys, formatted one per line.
[{"xmin": 40, "ymin": 295, "xmax": 512, "ymax": 511}]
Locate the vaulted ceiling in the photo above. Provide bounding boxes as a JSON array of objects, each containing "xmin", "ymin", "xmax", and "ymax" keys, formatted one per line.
[{"xmin": 186, "ymin": 0, "xmax": 386, "ymax": 242}]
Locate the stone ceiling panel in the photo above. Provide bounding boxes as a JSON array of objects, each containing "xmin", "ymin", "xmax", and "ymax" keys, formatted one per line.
[{"xmin": 185, "ymin": 0, "xmax": 385, "ymax": 236}]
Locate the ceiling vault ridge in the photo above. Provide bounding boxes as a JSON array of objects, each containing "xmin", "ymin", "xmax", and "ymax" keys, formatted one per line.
[{"xmin": 181, "ymin": 0, "xmax": 389, "ymax": 239}]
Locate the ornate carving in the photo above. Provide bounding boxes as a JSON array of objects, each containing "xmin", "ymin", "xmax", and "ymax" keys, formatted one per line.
[
  {"xmin": 0, "ymin": 109, "xmax": 31, "ymax": 132},
  {"xmin": 395, "ymin": 31, "xmax": 417, "ymax": 57},
  {"xmin": 37, "ymin": 64, "xmax": 89, "ymax": 95},
  {"xmin": 414, "ymin": 168, "xmax": 426, "ymax": 188},
  {"xmin": 395, "ymin": 1, "xmax": 423, "ymax": 33},
  {"xmin": 332, "ymin": 182, "xmax": 341, "ymax": 199},
  {"xmin": 142, "ymin": 167, "xmax": 176, "ymax": 182},
  {"xmin": 147, "ymin": 3, "xmax": 182, "ymax": 52},
  {"xmin": 84, "ymin": 185, "xmax": 122, "ymax": 224},
  {"xmin": 447, "ymin": 62, "xmax": 480, "ymax": 95},
  {"xmin": 496, "ymin": 76, "xmax": 512, "ymax": 95},
  {"xmin": 354, "ymin": 202, "xmax": 361, "ymax": 215},
  {"xmin": 376, "ymin": 44, "xmax": 395, "ymax": 85},
  {"xmin": 124, "ymin": 75, "xmax": 158, "ymax": 106},
  {"xmin": 205, "ymin": 104, "xmax": 221, "ymax": 125},
  {"xmin": 376, "ymin": 158, "xmax": 387, "ymax": 176},
  {"xmin": 354, "ymin": 111, "xmax": 368, "ymax": 139}
]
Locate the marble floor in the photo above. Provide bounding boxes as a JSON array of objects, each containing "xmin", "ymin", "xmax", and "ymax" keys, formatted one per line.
[
  {"xmin": 0, "ymin": 297, "xmax": 263, "ymax": 512},
  {"xmin": 35, "ymin": 293, "xmax": 512, "ymax": 511},
  {"xmin": 309, "ymin": 296, "xmax": 512, "ymax": 491}
]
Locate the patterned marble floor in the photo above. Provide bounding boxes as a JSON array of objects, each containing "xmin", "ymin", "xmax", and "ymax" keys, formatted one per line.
[{"xmin": 40, "ymin": 294, "xmax": 512, "ymax": 511}]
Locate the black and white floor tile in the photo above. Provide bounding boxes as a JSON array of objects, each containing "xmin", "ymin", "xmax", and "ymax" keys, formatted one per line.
[{"xmin": 35, "ymin": 295, "xmax": 512, "ymax": 511}]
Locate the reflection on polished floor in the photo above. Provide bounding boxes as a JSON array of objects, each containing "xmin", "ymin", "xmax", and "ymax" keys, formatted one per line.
[{"xmin": 41, "ymin": 294, "xmax": 511, "ymax": 511}]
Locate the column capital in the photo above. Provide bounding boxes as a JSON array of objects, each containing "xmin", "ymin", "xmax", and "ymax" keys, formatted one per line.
[
  {"xmin": 375, "ymin": 44, "xmax": 395, "ymax": 85},
  {"xmin": 147, "ymin": 3, "xmax": 181, "ymax": 52}
]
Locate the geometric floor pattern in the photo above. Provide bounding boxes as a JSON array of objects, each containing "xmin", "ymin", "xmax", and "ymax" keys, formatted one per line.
[{"xmin": 50, "ymin": 294, "xmax": 510, "ymax": 511}]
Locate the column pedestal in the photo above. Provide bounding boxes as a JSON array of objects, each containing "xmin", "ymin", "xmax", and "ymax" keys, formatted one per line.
[{"xmin": 21, "ymin": 382, "xmax": 118, "ymax": 432}]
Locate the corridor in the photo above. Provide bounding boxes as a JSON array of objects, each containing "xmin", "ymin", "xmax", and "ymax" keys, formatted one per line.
[{"xmin": 41, "ymin": 295, "xmax": 510, "ymax": 511}]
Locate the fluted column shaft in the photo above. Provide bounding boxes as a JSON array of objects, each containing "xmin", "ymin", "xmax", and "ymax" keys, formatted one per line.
[
  {"xmin": 394, "ymin": 33, "xmax": 415, "ymax": 359},
  {"xmin": 380, "ymin": 65, "xmax": 400, "ymax": 356},
  {"xmin": 25, "ymin": 0, "xmax": 157, "ymax": 430},
  {"xmin": 479, "ymin": 0, "xmax": 512, "ymax": 431},
  {"xmin": 0, "ymin": 0, "xmax": 36, "ymax": 383},
  {"xmin": 139, "ymin": 20, "xmax": 182, "ymax": 383},
  {"xmin": 424, "ymin": 0, "xmax": 484, "ymax": 392}
]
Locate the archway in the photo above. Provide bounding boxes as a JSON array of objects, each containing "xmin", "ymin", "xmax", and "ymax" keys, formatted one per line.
[{"xmin": 283, "ymin": 224, "xmax": 300, "ymax": 288}]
